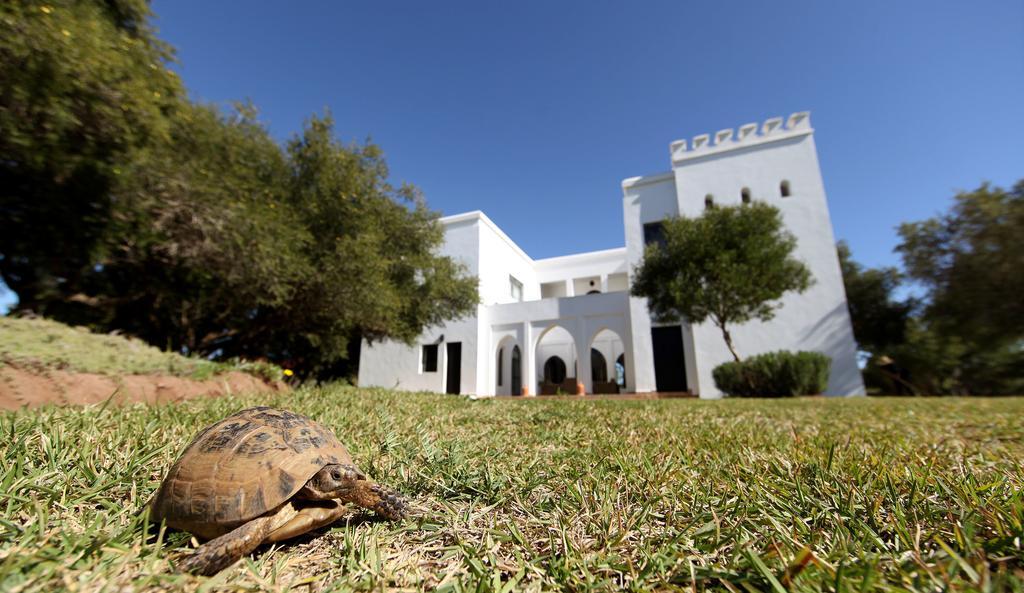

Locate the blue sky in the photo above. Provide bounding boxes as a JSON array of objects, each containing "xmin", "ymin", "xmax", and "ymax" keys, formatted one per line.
[{"xmin": 2, "ymin": 1, "xmax": 1022, "ymax": 311}]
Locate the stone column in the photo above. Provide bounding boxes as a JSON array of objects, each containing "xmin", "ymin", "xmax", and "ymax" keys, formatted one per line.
[
  {"xmin": 576, "ymin": 320, "xmax": 592, "ymax": 395},
  {"xmin": 522, "ymin": 322, "xmax": 536, "ymax": 397}
]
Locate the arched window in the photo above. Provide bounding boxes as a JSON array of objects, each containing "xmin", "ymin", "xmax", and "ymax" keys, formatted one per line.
[
  {"xmin": 591, "ymin": 348, "xmax": 607, "ymax": 383},
  {"xmin": 780, "ymin": 180, "xmax": 791, "ymax": 197},
  {"xmin": 741, "ymin": 187, "xmax": 751, "ymax": 204},
  {"xmin": 496, "ymin": 347, "xmax": 504, "ymax": 387},
  {"xmin": 615, "ymin": 354, "xmax": 626, "ymax": 388},
  {"xmin": 704, "ymin": 194, "xmax": 715, "ymax": 209},
  {"xmin": 511, "ymin": 346, "xmax": 522, "ymax": 394},
  {"xmin": 543, "ymin": 356, "xmax": 567, "ymax": 384}
]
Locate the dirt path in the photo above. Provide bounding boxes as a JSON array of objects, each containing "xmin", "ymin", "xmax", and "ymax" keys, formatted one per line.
[{"xmin": 0, "ymin": 362, "xmax": 286, "ymax": 410}]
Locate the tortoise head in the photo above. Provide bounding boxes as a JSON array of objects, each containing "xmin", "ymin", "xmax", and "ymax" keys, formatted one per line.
[{"xmin": 300, "ymin": 464, "xmax": 365, "ymax": 500}]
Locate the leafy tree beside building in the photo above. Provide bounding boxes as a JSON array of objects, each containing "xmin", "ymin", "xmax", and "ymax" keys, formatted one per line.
[
  {"xmin": 630, "ymin": 203, "xmax": 812, "ymax": 362},
  {"xmin": 0, "ymin": 1, "xmax": 478, "ymax": 380}
]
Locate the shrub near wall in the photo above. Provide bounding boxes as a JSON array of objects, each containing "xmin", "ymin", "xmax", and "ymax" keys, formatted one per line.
[{"xmin": 713, "ymin": 351, "xmax": 831, "ymax": 397}]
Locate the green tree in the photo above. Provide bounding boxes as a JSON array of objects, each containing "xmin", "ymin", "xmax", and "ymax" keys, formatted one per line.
[
  {"xmin": 0, "ymin": 0, "xmax": 181, "ymax": 314},
  {"xmin": 82, "ymin": 101, "xmax": 311, "ymax": 354},
  {"xmin": 631, "ymin": 203, "xmax": 812, "ymax": 361},
  {"xmin": 897, "ymin": 181, "xmax": 1024, "ymax": 346},
  {"xmin": 838, "ymin": 182, "xmax": 1024, "ymax": 395},
  {"xmin": 892, "ymin": 180, "xmax": 1024, "ymax": 394},
  {"xmin": 246, "ymin": 114, "xmax": 479, "ymax": 379},
  {"xmin": 836, "ymin": 241, "xmax": 915, "ymax": 354}
]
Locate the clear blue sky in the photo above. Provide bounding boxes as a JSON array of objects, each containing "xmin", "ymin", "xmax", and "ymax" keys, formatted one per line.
[{"xmin": 1, "ymin": 1, "xmax": 1022, "ymax": 311}]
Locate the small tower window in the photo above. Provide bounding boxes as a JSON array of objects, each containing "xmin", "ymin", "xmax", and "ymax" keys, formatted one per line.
[
  {"xmin": 780, "ymin": 180, "xmax": 791, "ymax": 197},
  {"xmin": 741, "ymin": 187, "xmax": 751, "ymax": 204},
  {"xmin": 704, "ymin": 194, "xmax": 715, "ymax": 209}
]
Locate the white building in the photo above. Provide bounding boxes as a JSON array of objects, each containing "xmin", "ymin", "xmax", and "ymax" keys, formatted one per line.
[{"xmin": 359, "ymin": 112, "xmax": 865, "ymax": 398}]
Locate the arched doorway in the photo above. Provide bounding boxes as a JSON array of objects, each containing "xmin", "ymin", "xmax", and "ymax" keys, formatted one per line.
[
  {"xmin": 544, "ymin": 356, "xmax": 567, "ymax": 384},
  {"xmin": 536, "ymin": 325, "xmax": 577, "ymax": 395},
  {"xmin": 590, "ymin": 328, "xmax": 625, "ymax": 394},
  {"xmin": 495, "ymin": 336, "xmax": 522, "ymax": 396}
]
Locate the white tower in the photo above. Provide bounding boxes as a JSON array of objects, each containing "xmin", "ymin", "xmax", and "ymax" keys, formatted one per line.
[{"xmin": 622, "ymin": 112, "xmax": 865, "ymax": 397}]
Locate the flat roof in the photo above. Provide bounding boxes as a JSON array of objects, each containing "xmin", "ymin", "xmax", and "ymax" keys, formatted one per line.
[{"xmin": 440, "ymin": 210, "xmax": 625, "ymax": 264}]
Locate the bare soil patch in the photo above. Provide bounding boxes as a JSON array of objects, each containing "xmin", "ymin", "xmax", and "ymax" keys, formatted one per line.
[{"xmin": 0, "ymin": 362, "xmax": 286, "ymax": 409}]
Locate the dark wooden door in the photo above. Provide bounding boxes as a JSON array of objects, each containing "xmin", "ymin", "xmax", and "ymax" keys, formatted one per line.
[
  {"xmin": 445, "ymin": 342, "xmax": 462, "ymax": 394},
  {"xmin": 651, "ymin": 326, "xmax": 687, "ymax": 392}
]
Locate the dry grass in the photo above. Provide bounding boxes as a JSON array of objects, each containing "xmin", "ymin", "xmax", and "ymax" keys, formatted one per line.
[
  {"xmin": 1, "ymin": 388, "xmax": 1022, "ymax": 592},
  {"xmin": 0, "ymin": 316, "xmax": 281, "ymax": 381}
]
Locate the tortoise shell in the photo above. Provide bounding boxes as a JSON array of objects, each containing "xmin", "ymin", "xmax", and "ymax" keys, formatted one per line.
[{"xmin": 151, "ymin": 407, "xmax": 353, "ymax": 539}]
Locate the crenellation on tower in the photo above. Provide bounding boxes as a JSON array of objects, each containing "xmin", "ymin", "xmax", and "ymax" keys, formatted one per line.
[
  {"xmin": 787, "ymin": 111, "xmax": 810, "ymax": 130},
  {"xmin": 737, "ymin": 123, "xmax": 758, "ymax": 142},
  {"xmin": 762, "ymin": 117, "xmax": 783, "ymax": 136},
  {"xmin": 670, "ymin": 111, "xmax": 814, "ymax": 164}
]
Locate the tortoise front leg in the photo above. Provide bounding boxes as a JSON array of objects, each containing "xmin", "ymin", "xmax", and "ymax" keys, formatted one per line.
[
  {"xmin": 177, "ymin": 515, "xmax": 276, "ymax": 576},
  {"xmin": 265, "ymin": 500, "xmax": 347, "ymax": 542}
]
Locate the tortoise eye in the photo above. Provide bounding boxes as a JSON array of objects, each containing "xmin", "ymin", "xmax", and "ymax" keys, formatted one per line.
[{"xmin": 331, "ymin": 469, "xmax": 342, "ymax": 480}]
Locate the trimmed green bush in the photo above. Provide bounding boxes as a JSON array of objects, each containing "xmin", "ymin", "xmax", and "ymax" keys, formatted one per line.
[{"xmin": 713, "ymin": 350, "xmax": 831, "ymax": 397}]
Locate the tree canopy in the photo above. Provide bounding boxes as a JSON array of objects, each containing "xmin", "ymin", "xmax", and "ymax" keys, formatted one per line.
[
  {"xmin": 840, "ymin": 180, "xmax": 1024, "ymax": 395},
  {"xmin": 897, "ymin": 181, "xmax": 1024, "ymax": 346},
  {"xmin": 630, "ymin": 203, "xmax": 812, "ymax": 361},
  {"xmin": 0, "ymin": 1, "xmax": 478, "ymax": 380},
  {"xmin": 836, "ymin": 241, "xmax": 914, "ymax": 354},
  {"xmin": 0, "ymin": 0, "xmax": 181, "ymax": 314}
]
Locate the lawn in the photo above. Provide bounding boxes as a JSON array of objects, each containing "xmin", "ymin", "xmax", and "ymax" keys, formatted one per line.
[{"xmin": 1, "ymin": 388, "xmax": 1021, "ymax": 592}]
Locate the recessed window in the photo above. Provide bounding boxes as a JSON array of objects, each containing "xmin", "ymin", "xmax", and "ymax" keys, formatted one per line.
[
  {"xmin": 497, "ymin": 347, "xmax": 504, "ymax": 386},
  {"xmin": 509, "ymin": 275, "xmax": 523, "ymax": 301},
  {"xmin": 643, "ymin": 221, "xmax": 666, "ymax": 248},
  {"xmin": 704, "ymin": 194, "xmax": 715, "ymax": 209},
  {"xmin": 741, "ymin": 187, "xmax": 751, "ymax": 203},
  {"xmin": 421, "ymin": 344, "xmax": 438, "ymax": 373},
  {"xmin": 780, "ymin": 180, "xmax": 791, "ymax": 197}
]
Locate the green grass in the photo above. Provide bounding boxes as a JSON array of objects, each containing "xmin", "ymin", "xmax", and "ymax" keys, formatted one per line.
[
  {"xmin": 1, "ymin": 389, "xmax": 1022, "ymax": 591},
  {"xmin": 0, "ymin": 316, "xmax": 281, "ymax": 381}
]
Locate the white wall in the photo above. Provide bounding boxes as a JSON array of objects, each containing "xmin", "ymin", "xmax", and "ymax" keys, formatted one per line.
[
  {"xmin": 534, "ymin": 248, "xmax": 629, "ymax": 297},
  {"xmin": 621, "ymin": 174, "xmax": 682, "ymax": 393},
  {"xmin": 358, "ymin": 309, "xmax": 481, "ymax": 394},
  {"xmin": 476, "ymin": 215, "xmax": 539, "ymax": 305}
]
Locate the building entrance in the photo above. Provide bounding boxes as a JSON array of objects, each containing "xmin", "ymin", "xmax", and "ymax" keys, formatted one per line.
[{"xmin": 651, "ymin": 326, "xmax": 687, "ymax": 392}]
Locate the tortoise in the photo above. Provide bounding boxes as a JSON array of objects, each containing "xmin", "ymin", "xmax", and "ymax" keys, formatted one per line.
[{"xmin": 150, "ymin": 407, "xmax": 408, "ymax": 575}]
